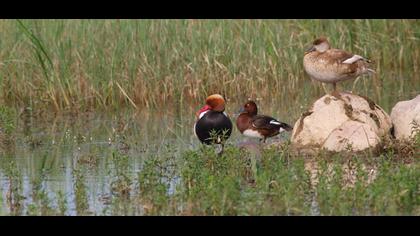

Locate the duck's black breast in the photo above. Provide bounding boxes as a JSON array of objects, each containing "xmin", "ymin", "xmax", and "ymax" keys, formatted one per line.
[{"xmin": 195, "ymin": 111, "xmax": 232, "ymax": 145}]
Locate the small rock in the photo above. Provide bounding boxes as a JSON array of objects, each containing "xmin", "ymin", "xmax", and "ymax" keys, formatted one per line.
[{"xmin": 390, "ymin": 94, "xmax": 420, "ymax": 140}]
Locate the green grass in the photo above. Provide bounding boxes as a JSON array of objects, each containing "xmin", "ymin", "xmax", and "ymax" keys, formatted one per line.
[
  {"xmin": 0, "ymin": 134, "xmax": 418, "ymax": 216},
  {"xmin": 0, "ymin": 19, "xmax": 419, "ymax": 113},
  {"xmin": 0, "ymin": 105, "xmax": 16, "ymax": 152},
  {"xmin": 174, "ymin": 144, "xmax": 419, "ymax": 216}
]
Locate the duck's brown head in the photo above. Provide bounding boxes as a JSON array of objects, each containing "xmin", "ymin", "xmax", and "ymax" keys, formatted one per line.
[
  {"xmin": 305, "ymin": 37, "xmax": 330, "ymax": 54},
  {"xmin": 239, "ymin": 100, "xmax": 258, "ymax": 116},
  {"xmin": 196, "ymin": 94, "xmax": 226, "ymax": 118}
]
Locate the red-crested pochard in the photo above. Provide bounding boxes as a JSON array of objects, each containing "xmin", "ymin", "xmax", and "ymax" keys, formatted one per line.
[{"xmin": 194, "ymin": 94, "xmax": 233, "ymax": 145}]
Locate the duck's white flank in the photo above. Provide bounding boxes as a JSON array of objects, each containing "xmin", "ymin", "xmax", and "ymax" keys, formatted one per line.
[
  {"xmin": 269, "ymin": 120, "xmax": 281, "ymax": 125},
  {"xmin": 243, "ymin": 129, "xmax": 264, "ymax": 139},
  {"xmin": 342, "ymin": 55, "xmax": 364, "ymax": 64}
]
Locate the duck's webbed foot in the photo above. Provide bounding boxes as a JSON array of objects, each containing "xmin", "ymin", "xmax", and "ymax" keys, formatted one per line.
[{"xmin": 331, "ymin": 90, "xmax": 342, "ymax": 99}]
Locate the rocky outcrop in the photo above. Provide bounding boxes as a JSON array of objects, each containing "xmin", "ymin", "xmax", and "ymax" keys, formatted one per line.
[{"xmin": 291, "ymin": 92, "xmax": 392, "ymax": 152}]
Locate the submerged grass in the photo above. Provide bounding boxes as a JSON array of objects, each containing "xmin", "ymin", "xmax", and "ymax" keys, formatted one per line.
[
  {"xmin": 73, "ymin": 166, "xmax": 90, "ymax": 215},
  {"xmin": 3, "ymin": 159, "xmax": 24, "ymax": 215},
  {"xmin": 0, "ymin": 20, "xmax": 419, "ymax": 114}
]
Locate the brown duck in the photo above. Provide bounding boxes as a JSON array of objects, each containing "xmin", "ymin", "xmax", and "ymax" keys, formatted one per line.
[
  {"xmin": 303, "ymin": 37, "xmax": 375, "ymax": 92},
  {"xmin": 236, "ymin": 100, "xmax": 292, "ymax": 143}
]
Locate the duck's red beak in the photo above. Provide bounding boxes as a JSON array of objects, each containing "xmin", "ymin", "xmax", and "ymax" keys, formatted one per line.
[{"xmin": 196, "ymin": 105, "xmax": 211, "ymax": 118}]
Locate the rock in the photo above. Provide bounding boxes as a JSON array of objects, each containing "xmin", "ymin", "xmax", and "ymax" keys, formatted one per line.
[
  {"xmin": 390, "ymin": 94, "xmax": 420, "ymax": 140},
  {"xmin": 291, "ymin": 92, "xmax": 392, "ymax": 152}
]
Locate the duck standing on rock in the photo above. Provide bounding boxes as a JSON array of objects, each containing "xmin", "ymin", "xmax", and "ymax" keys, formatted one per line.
[
  {"xmin": 236, "ymin": 100, "xmax": 293, "ymax": 143},
  {"xmin": 194, "ymin": 94, "xmax": 233, "ymax": 148},
  {"xmin": 303, "ymin": 37, "xmax": 376, "ymax": 93}
]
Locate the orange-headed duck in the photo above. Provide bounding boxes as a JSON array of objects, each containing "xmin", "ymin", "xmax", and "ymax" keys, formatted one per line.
[
  {"xmin": 194, "ymin": 94, "xmax": 233, "ymax": 145},
  {"xmin": 236, "ymin": 100, "xmax": 292, "ymax": 142}
]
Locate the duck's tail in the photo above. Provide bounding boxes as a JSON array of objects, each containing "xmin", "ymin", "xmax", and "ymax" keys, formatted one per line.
[
  {"xmin": 279, "ymin": 122, "xmax": 293, "ymax": 132},
  {"xmin": 360, "ymin": 58, "xmax": 376, "ymax": 75}
]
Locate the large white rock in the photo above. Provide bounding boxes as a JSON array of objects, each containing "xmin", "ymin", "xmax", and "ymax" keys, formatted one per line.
[
  {"xmin": 390, "ymin": 95, "xmax": 420, "ymax": 140},
  {"xmin": 291, "ymin": 92, "xmax": 392, "ymax": 152}
]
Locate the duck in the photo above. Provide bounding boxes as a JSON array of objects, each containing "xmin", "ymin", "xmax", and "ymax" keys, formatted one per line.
[
  {"xmin": 236, "ymin": 100, "xmax": 293, "ymax": 143},
  {"xmin": 194, "ymin": 94, "xmax": 233, "ymax": 145},
  {"xmin": 303, "ymin": 37, "xmax": 375, "ymax": 93}
]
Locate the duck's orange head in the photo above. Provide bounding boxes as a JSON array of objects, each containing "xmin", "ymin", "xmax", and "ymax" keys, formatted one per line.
[
  {"xmin": 206, "ymin": 94, "xmax": 226, "ymax": 112},
  {"xmin": 195, "ymin": 94, "xmax": 226, "ymax": 118}
]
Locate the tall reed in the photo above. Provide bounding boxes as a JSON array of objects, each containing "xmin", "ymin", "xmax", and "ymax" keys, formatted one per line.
[{"xmin": 0, "ymin": 20, "xmax": 418, "ymax": 114}]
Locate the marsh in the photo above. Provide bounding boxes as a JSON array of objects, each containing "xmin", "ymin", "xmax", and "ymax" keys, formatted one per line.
[{"xmin": 0, "ymin": 19, "xmax": 419, "ymax": 215}]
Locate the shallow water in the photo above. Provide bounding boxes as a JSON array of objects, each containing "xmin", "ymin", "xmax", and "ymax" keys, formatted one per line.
[{"xmin": 0, "ymin": 105, "xmax": 292, "ymax": 215}]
